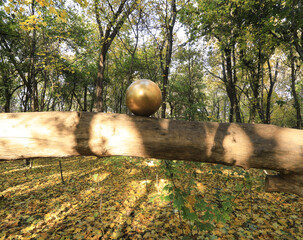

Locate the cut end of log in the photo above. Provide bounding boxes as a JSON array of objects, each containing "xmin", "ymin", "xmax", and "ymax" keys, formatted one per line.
[{"xmin": 265, "ymin": 174, "xmax": 303, "ymax": 197}]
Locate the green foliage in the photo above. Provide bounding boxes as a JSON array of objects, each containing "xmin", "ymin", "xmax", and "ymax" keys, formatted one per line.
[{"xmin": 159, "ymin": 161, "xmax": 235, "ymax": 237}]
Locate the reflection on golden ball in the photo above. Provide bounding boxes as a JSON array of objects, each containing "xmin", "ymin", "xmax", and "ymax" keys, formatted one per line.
[{"xmin": 126, "ymin": 79, "xmax": 162, "ymax": 117}]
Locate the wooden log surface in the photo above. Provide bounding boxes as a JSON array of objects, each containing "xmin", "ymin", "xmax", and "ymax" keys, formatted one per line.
[{"xmin": 0, "ymin": 111, "xmax": 303, "ymax": 196}]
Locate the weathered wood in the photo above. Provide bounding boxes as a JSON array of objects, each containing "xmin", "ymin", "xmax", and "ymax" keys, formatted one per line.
[{"xmin": 0, "ymin": 112, "xmax": 303, "ymax": 196}]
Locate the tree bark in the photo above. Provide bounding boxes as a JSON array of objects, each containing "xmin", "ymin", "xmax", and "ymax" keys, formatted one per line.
[
  {"xmin": 29, "ymin": 0, "xmax": 39, "ymax": 112},
  {"xmin": 290, "ymin": 48, "xmax": 302, "ymax": 129},
  {"xmin": 160, "ymin": 0, "xmax": 177, "ymax": 119},
  {"xmin": 0, "ymin": 112, "xmax": 303, "ymax": 196},
  {"xmin": 94, "ymin": 0, "xmax": 137, "ymax": 112},
  {"xmin": 266, "ymin": 59, "xmax": 278, "ymax": 124},
  {"xmin": 222, "ymin": 48, "xmax": 240, "ymax": 123},
  {"xmin": 3, "ymin": 74, "xmax": 11, "ymax": 113}
]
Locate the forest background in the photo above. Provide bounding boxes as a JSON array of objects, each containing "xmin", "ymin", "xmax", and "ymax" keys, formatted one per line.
[{"xmin": 0, "ymin": 0, "xmax": 302, "ymax": 128}]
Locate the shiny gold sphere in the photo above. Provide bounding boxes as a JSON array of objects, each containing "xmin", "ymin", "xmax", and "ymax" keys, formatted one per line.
[{"xmin": 126, "ymin": 79, "xmax": 162, "ymax": 117}]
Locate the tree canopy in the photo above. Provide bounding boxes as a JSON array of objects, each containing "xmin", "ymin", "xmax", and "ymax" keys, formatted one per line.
[{"xmin": 0, "ymin": 0, "xmax": 302, "ymax": 128}]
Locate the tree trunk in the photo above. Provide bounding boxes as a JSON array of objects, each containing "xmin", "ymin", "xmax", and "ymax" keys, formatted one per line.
[
  {"xmin": 223, "ymin": 48, "xmax": 237, "ymax": 123},
  {"xmin": 232, "ymin": 45, "xmax": 242, "ymax": 123},
  {"xmin": 30, "ymin": 0, "xmax": 39, "ymax": 112},
  {"xmin": 290, "ymin": 48, "xmax": 302, "ymax": 129},
  {"xmin": 83, "ymin": 86, "xmax": 88, "ymax": 112},
  {"xmin": 266, "ymin": 59, "xmax": 278, "ymax": 124},
  {"xmin": 93, "ymin": 0, "xmax": 136, "ymax": 112},
  {"xmin": 3, "ymin": 74, "xmax": 11, "ymax": 113},
  {"xmin": 1, "ymin": 112, "xmax": 303, "ymax": 196},
  {"xmin": 160, "ymin": 0, "xmax": 177, "ymax": 119},
  {"xmin": 95, "ymin": 50, "xmax": 106, "ymax": 112}
]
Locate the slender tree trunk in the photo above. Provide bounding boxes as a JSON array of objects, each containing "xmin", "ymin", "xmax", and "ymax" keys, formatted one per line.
[
  {"xmin": 223, "ymin": 98, "xmax": 227, "ymax": 122},
  {"xmin": 290, "ymin": 48, "xmax": 302, "ymax": 129},
  {"xmin": 3, "ymin": 73, "xmax": 11, "ymax": 112},
  {"xmin": 161, "ymin": 64, "xmax": 168, "ymax": 118},
  {"xmin": 256, "ymin": 45, "xmax": 265, "ymax": 123},
  {"xmin": 161, "ymin": 0, "xmax": 177, "ymax": 119},
  {"xmin": 0, "ymin": 37, "xmax": 28, "ymax": 111},
  {"xmin": 292, "ymin": 0, "xmax": 303, "ymax": 62},
  {"xmin": 223, "ymin": 48, "xmax": 237, "ymax": 123},
  {"xmin": 188, "ymin": 45, "xmax": 194, "ymax": 120},
  {"xmin": 266, "ymin": 59, "xmax": 278, "ymax": 124},
  {"xmin": 93, "ymin": 0, "xmax": 136, "ymax": 112},
  {"xmin": 249, "ymin": 44, "xmax": 265, "ymax": 124},
  {"xmin": 95, "ymin": 50, "xmax": 106, "ymax": 112},
  {"xmin": 232, "ymin": 45, "xmax": 241, "ymax": 123},
  {"xmin": 30, "ymin": 0, "xmax": 38, "ymax": 112},
  {"xmin": 40, "ymin": 69, "xmax": 48, "ymax": 111},
  {"xmin": 84, "ymin": 86, "xmax": 88, "ymax": 111}
]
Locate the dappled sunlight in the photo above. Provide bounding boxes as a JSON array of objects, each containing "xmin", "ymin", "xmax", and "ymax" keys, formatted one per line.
[
  {"xmin": 223, "ymin": 124, "xmax": 254, "ymax": 169},
  {"xmin": 129, "ymin": 168, "xmax": 139, "ymax": 175},
  {"xmin": 196, "ymin": 182, "xmax": 206, "ymax": 194},
  {"xmin": 1, "ymin": 171, "xmax": 75, "ymax": 197},
  {"xmin": 91, "ymin": 172, "xmax": 111, "ymax": 183},
  {"xmin": 88, "ymin": 114, "xmax": 147, "ymax": 157},
  {"xmin": 77, "ymin": 166, "xmax": 108, "ymax": 179},
  {"xmin": 155, "ymin": 178, "xmax": 169, "ymax": 195},
  {"xmin": 109, "ymin": 178, "xmax": 165, "ymax": 239},
  {"xmin": 139, "ymin": 179, "xmax": 151, "ymax": 186},
  {"xmin": 1, "ymin": 157, "xmax": 302, "ymax": 239},
  {"xmin": 1, "ymin": 163, "xmax": 57, "ymax": 175},
  {"xmin": 20, "ymin": 202, "xmax": 76, "ymax": 235},
  {"xmin": 0, "ymin": 112, "xmax": 79, "ymax": 159},
  {"xmin": 143, "ymin": 159, "xmax": 158, "ymax": 167}
]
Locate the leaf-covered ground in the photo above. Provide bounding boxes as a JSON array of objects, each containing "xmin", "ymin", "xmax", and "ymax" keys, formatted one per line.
[{"xmin": 0, "ymin": 156, "xmax": 302, "ymax": 239}]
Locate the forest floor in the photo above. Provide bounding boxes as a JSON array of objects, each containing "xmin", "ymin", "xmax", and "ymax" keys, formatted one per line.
[{"xmin": 0, "ymin": 156, "xmax": 302, "ymax": 240}]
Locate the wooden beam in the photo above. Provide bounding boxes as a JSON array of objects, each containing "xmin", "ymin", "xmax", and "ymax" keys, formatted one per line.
[{"xmin": 1, "ymin": 112, "xmax": 303, "ymax": 196}]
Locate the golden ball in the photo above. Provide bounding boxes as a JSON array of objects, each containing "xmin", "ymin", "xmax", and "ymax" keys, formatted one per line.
[{"xmin": 126, "ymin": 79, "xmax": 162, "ymax": 117}]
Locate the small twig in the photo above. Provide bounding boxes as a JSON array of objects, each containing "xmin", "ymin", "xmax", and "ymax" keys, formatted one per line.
[
  {"xmin": 99, "ymin": 194, "xmax": 104, "ymax": 236},
  {"xmin": 249, "ymin": 187, "xmax": 253, "ymax": 218},
  {"xmin": 140, "ymin": 166, "xmax": 149, "ymax": 193},
  {"xmin": 164, "ymin": 160, "xmax": 185, "ymax": 236},
  {"xmin": 59, "ymin": 160, "xmax": 65, "ymax": 185}
]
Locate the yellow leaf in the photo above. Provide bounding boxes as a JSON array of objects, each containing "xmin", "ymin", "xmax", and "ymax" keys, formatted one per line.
[
  {"xmin": 196, "ymin": 182, "xmax": 206, "ymax": 192},
  {"xmin": 185, "ymin": 195, "xmax": 196, "ymax": 213},
  {"xmin": 112, "ymin": 230, "xmax": 123, "ymax": 239},
  {"xmin": 4, "ymin": 6, "xmax": 10, "ymax": 14},
  {"xmin": 60, "ymin": 10, "xmax": 67, "ymax": 18},
  {"xmin": 59, "ymin": 17, "xmax": 67, "ymax": 23},
  {"xmin": 85, "ymin": 216, "xmax": 94, "ymax": 221},
  {"xmin": 49, "ymin": 6, "xmax": 56, "ymax": 14},
  {"xmin": 155, "ymin": 220, "xmax": 162, "ymax": 226},
  {"xmin": 217, "ymin": 222, "xmax": 224, "ymax": 228}
]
